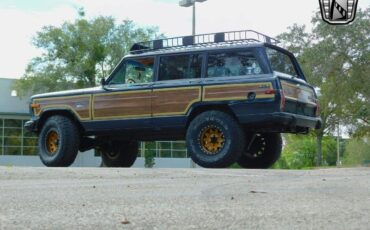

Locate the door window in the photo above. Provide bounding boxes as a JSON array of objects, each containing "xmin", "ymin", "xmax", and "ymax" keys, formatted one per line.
[
  {"xmin": 108, "ymin": 57, "xmax": 154, "ymax": 85},
  {"xmin": 158, "ymin": 54, "xmax": 202, "ymax": 81}
]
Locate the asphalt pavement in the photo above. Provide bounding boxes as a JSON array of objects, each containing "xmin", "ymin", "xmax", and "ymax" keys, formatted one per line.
[{"xmin": 0, "ymin": 167, "xmax": 369, "ymax": 230}]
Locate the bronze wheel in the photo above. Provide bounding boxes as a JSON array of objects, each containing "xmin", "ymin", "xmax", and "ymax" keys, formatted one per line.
[
  {"xmin": 38, "ymin": 115, "xmax": 80, "ymax": 167},
  {"xmin": 199, "ymin": 126, "xmax": 225, "ymax": 154},
  {"xmin": 186, "ymin": 110, "xmax": 245, "ymax": 168},
  {"xmin": 46, "ymin": 130, "xmax": 59, "ymax": 155}
]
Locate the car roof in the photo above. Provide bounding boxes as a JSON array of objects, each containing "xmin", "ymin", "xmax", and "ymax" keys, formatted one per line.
[
  {"xmin": 123, "ymin": 42, "xmax": 269, "ymax": 59},
  {"xmin": 125, "ymin": 30, "xmax": 282, "ymax": 59}
]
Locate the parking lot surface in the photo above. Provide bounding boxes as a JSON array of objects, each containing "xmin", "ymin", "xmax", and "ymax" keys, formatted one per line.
[{"xmin": 0, "ymin": 167, "xmax": 369, "ymax": 229}]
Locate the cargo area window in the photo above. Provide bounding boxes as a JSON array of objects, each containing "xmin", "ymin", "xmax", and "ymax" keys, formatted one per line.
[
  {"xmin": 266, "ymin": 48, "xmax": 298, "ymax": 77},
  {"xmin": 109, "ymin": 57, "xmax": 154, "ymax": 85},
  {"xmin": 207, "ymin": 50, "xmax": 265, "ymax": 78},
  {"xmin": 158, "ymin": 54, "xmax": 202, "ymax": 81}
]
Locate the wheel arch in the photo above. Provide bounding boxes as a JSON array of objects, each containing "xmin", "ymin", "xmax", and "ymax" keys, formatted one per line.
[
  {"xmin": 37, "ymin": 109, "xmax": 85, "ymax": 134},
  {"xmin": 186, "ymin": 103, "xmax": 239, "ymax": 128}
]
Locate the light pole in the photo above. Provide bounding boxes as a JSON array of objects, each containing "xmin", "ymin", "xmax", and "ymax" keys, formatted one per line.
[
  {"xmin": 336, "ymin": 121, "xmax": 341, "ymax": 166},
  {"xmin": 179, "ymin": 0, "xmax": 207, "ymax": 36},
  {"xmin": 179, "ymin": 0, "xmax": 207, "ymax": 168}
]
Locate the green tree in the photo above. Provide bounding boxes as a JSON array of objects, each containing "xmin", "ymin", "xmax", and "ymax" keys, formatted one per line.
[
  {"xmin": 274, "ymin": 134, "xmax": 337, "ymax": 169},
  {"xmin": 15, "ymin": 15, "xmax": 162, "ymax": 97},
  {"xmin": 343, "ymin": 138, "xmax": 370, "ymax": 166},
  {"xmin": 277, "ymin": 8, "xmax": 370, "ymax": 166},
  {"xmin": 143, "ymin": 142, "xmax": 156, "ymax": 168}
]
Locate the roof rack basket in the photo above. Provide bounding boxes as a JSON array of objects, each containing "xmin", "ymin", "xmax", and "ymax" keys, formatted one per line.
[{"xmin": 130, "ymin": 30, "xmax": 279, "ymax": 54}]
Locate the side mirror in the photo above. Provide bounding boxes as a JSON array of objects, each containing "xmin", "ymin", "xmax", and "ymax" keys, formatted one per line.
[{"xmin": 100, "ymin": 78, "xmax": 106, "ymax": 86}]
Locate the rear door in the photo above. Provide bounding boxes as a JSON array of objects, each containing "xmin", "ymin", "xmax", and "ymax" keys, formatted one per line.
[{"xmin": 151, "ymin": 53, "xmax": 203, "ymax": 127}]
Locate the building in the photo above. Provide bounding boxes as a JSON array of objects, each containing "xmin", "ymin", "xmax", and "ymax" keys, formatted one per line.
[{"xmin": 0, "ymin": 78, "xmax": 192, "ymax": 167}]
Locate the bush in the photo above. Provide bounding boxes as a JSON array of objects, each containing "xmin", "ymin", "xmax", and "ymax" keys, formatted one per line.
[
  {"xmin": 273, "ymin": 134, "xmax": 337, "ymax": 169},
  {"xmin": 143, "ymin": 142, "xmax": 156, "ymax": 168},
  {"xmin": 342, "ymin": 138, "xmax": 370, "ymax": 166}
]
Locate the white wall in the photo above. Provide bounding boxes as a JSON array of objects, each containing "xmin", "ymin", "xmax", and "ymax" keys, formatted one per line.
[{"xmin": 0, "ymin": 78, "xmax": 29, "ymax": 114}]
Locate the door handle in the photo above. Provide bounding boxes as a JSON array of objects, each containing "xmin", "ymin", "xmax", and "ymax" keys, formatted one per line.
[{"xmin": 189, "ymin": 80, "xmax": 201, "ymax": 84}]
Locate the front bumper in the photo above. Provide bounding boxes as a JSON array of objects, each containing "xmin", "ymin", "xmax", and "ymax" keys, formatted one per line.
[
  {"xmin": 238, "ymin": 112, "xmax": 322, "ymax": 130},
  {"xmin": 24, "ymin": 118, "xmax": 39, "ymax": 132}
]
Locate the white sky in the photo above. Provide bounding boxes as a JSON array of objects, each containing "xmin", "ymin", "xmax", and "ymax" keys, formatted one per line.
[{"xmin": 0, "ymin": 0, "xmax": 368, "ymax": 79}]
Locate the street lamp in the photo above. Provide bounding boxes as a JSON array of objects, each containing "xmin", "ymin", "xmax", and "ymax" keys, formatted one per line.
[
  {"xmin": 179, "ymin": 0, "xmax": 207, "ymax": 36},
  {"xmin": 336, "ymin": 121, "xmax": 341, "ymax": 166},
  {"xmin": 179, "ymin": 0, "xmax": 207, "ymax": 168}
]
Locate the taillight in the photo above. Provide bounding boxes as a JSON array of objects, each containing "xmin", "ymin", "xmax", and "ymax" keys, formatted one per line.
[
  {"xmin": 280, "ymin": 90, "xmax": 286, "ymax": 112},
  {"xmin": 264, "ymin": 89, "xmax": 276, "ymax": 94}
]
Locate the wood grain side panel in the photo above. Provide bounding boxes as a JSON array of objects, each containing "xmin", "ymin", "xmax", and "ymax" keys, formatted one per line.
[
  {"xmin": 203, "ymin": 83, "xmax": 274, "ymax": 101},
  {"xmin": 34, "ymin": 95, "xmax": 91, "ymax": 120},
  {"xmin": 152, "ymin": 87, "xmax": 201, "ymax": 116},
  {"xmin": 93, "ymin": 91, "xmax": 151, "ymax": 119}
]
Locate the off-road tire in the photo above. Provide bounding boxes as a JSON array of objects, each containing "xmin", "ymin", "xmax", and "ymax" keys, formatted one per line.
[
  {"xmin": 237, "ymin": 133, "xmax": 282, "ymax": 169},
  {"xmin": 101, "ymin": 141, "xmax": 139, "ymax": 167},
  {"xmin": 38, "ymin": 115, "xmax": 80, "ymax": 167},
  {"xmin": 186, "ymin": 111, "xmax": 245, "ymax": 168}
]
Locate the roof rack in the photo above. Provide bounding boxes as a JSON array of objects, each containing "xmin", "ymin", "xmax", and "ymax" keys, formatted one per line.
[{"xmin": 130, "ymin": 30, "xmax": 279, "ymax": 54}]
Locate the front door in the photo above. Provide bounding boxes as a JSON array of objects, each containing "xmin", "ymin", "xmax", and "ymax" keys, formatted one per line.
[{"xmin": 93, "ymin": 57, "xmax": 154, "ymax": 128}]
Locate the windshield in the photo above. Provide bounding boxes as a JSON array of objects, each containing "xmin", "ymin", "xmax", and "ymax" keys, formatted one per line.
[{"xmin": 266, "ymin": 47, "xmax": 299, "ymax": 77}]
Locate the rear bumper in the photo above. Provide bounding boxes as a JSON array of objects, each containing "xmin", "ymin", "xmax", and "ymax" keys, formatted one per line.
[{"xmin": 238, "ymin": 112, "xmax": 322, "ymax": 130}]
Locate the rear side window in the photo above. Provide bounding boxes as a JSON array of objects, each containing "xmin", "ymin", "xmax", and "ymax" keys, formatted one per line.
[
  {"xmin": 207, "ymin": 50, "xmax": 265, "ymax": 78},
  {"xmin": 266, "ymin": 48, "xmax": 298, "ymax": 77},
  {"xmin": 158, "ymin": 54, "xmax": 202, "ymax": 81}
]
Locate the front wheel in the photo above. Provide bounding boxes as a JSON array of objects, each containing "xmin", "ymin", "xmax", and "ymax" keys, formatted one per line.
[
  {"xmin": 38, "ymin": 115, "xmax": 80, "ymax": 167},
  {"xmin": 186, "ymin": 111, "xmax": 245, "ymax": 168},
  {"xmin": 237, "ymin": 133, "xmax": 282, "ymax": 169},
  {"xmin": 101, "ymin": 141, "xmax": 139, "ymax": 167}
]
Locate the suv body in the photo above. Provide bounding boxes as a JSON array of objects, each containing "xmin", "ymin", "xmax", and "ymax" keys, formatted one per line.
[{"xmin": 25, "ymin": 30, "xmax": 321, "ymax": 168}]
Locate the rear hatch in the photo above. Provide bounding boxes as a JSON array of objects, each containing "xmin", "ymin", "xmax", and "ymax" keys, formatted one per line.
[
  {"xmin": 265, "ymin": 45, "xmax": 319, "ymax": 118},
  {"xmin": 279, "ymin": 77, "xmax": 318, "ymax": 117}
]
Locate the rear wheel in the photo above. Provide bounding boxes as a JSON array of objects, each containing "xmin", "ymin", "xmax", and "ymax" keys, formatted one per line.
[
  {"xmin": 101, "ymin": 141, "xmax": 139, "ymax": 167},
  {"xmin": 38, "ymin": 115, "xmax": 80, "ymax": 167},
  {"xmin": 237, "ymin": 133, "xmax": 282, "ymax": 169},
  {"xmin": 186, "ymin": 111, "xmax": 245, "ymax": 168}
]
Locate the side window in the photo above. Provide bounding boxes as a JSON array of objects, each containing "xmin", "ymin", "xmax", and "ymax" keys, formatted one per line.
[
  {"xmin": 158, "ymin": 54, "xmax": 202, "ymax": 81},
  {"xmin": 266, "ymin": 48, "xmax": 298, "ymax": 77},
  {"xmin": 207, "ymin": 50, "xmax": 264, "ymax": 78},
  {"xmin": 109, "ymin": 57, "xmax": 154, "ymax": 85},
  {"xmin": 109, "ymin": 64, "xmax": 125, "ymax": 85}
]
